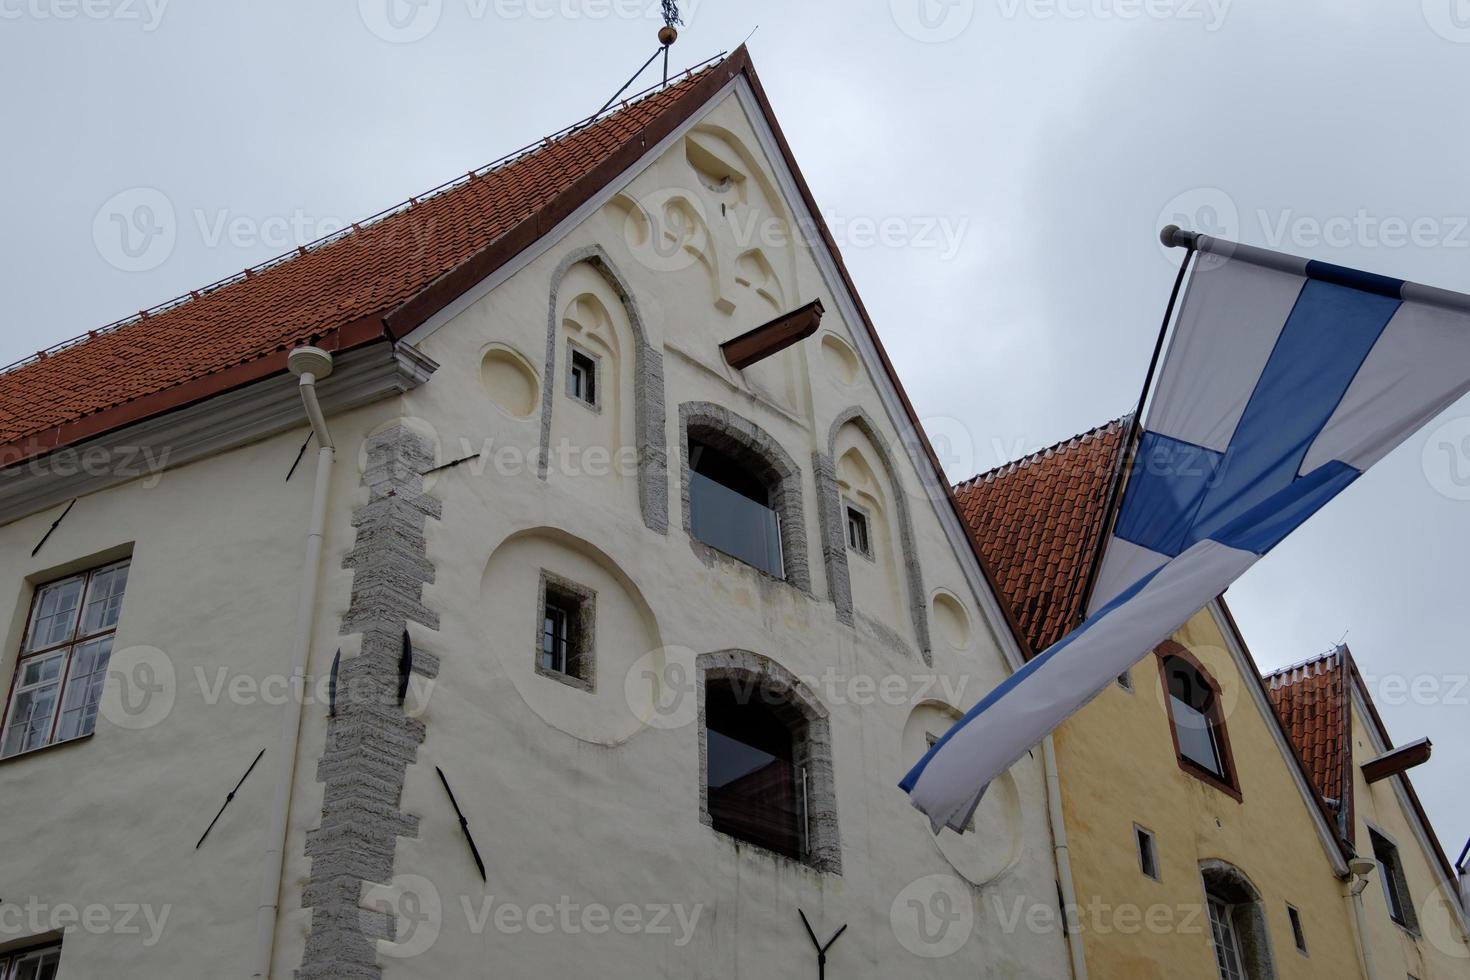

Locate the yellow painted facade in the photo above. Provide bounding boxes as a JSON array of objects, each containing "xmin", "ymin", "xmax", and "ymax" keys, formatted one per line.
[
  {"xmin": 1346, "ymin": 697, "xmax": 1470, "ymax": 978},
  {"xmin": 1053, "ymin": 605, "xmax": 1364, "ymax": 979}
]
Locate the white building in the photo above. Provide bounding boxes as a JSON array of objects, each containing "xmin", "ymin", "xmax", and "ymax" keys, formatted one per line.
[{"xmin": 0, "ymin": 48, "xmax": 1082, "ymax": 978}]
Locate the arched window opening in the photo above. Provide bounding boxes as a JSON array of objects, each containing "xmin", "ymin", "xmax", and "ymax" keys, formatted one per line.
[
  {"xmin": 705, "ymin": 677, "xmax": 804, "ymax": 860},
  {"xmin": 1202, "ymin": 862, "xmax": 1278, "ymax": 980},
  {"xmin": 1158, "ymin": 647, "xmax": 1239, "ymax": 797},
  {"xmin": 688, "ymin": 439, "xmax": 784, "ymax": 577}
]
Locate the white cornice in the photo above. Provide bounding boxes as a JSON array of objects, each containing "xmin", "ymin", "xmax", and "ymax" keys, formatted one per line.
[{"xmin": 0, "ymin": 342, "xmax": 437, "ymax": 525}]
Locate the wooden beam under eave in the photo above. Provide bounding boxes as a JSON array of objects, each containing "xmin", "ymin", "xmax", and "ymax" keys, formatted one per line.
[
  {"xmin": 1362, "ymin": 737, "xmax": 1433, "ymax": 784},
  {"xmin": 720, "ymin": 299, "xmax": 825, "ymax": 371}
]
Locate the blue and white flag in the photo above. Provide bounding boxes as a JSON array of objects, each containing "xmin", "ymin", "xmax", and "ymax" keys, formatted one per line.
[{"xmin": 903, "ymin": 233, "xmax": 1470, "ymax": 833}]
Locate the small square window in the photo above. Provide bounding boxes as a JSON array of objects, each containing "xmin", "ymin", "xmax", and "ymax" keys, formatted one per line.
[
  {"xmin": 845, "ymin": 505, "xmax": 871, "ymax": 557},
  {"xmin": 1287, "ymin": 903, "xmax": 1308, "ymax": 954},
  {"xmin": 1135, "ymin": 825, "xmax": 1159, "ymax": 880},
  {"xmin": 568, "ymin": 346, "xmax": 598, "ymax": 409},
  {"xmin": 1117, "ymin": 669, "xmax": 1134, "ymax": 691},
  {"xmin": 534, "ymin": 572, "xmax": 594, "ymax": 692}
]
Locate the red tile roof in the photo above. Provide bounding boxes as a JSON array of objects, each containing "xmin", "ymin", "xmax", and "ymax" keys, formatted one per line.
[
  {"xmin": 952, "ymin": 418, "xmax": 1127, "ymax": 653},
  {"xmin": 0, "ymin": 58, "xmax": 725, "ymax": 465},
  {"xmin": 1265, "ymin": 650, "xmax": 1351, "ymax": 824}
]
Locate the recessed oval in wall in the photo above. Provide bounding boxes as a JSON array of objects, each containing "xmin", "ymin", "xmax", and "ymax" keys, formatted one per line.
[
  {"xmin": 820, "ymin": 332, "xmax": 860, "ymax": 386},
  {"xmin": 902, "ymin": 702, "xmax": 1024, "ymax": 885},
  {"xmin": 932, "ymin": 590, "xmax": 972, "ymax": 650},
  {"xmin": 479, "ymin": 344, "xmax": 540, "ymax": 418}
]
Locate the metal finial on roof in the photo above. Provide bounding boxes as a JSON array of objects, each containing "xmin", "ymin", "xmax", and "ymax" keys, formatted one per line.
[{"xmin": 659, "ymin": 2, "xmax": 680, "ymax": 83}]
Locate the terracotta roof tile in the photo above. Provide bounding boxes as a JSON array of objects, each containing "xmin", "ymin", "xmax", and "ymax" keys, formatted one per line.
[
  {"xmin": 952, "ymin": 418, "xmax": 1127, "ymax": 654},
  {"xmin": 1265, "ymin": 649, "xmax": 1350, "ymax": 813},
  {"xmin": 0, "ymin": 61, "xmax": 722, "ymax": 459}
]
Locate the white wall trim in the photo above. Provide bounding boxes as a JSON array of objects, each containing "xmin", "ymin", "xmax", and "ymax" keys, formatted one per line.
[{"xmin": 1209, "ymin": 599, "xmax": 1351, "ymax": 877}]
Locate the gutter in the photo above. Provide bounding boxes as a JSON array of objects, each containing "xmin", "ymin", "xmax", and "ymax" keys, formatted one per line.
[
  {"xmin": 1043, "ymin": 736, "xmax": 1089, "ymax": 980},
  {"xmin": 252, "ymin": 347, "xmax": 337, "ymax": 978}
]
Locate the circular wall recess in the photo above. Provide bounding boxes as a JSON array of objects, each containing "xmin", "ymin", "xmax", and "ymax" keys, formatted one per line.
[
  {"xmin": 932, "ymin": 590, "xmax": 972, "ymax": 650},
  {"xmin": 480, "ymin": 344, "xmax": 540, "ymax": 418},
  {"xmin": 820, "ymin": 332, "xmax": 861, "ymax": 385},
  {"xmin": 902, "ymin": 702, "xmax": 1025, "ymax": 885}
]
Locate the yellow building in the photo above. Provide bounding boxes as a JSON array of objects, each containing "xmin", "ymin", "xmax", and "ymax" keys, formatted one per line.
[
  {"xmin": 954, "ymin": 419, "xmax": 1470, "ymax": 979},
  {"xmin": 1268, "ymin": 648, "xmax": 1470, "ymax": 978}
]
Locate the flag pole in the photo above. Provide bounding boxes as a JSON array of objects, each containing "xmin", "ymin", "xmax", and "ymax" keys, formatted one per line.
[{"xmin": 1075, "ymin": 226, "xmax": 1198, "ymax": 620}]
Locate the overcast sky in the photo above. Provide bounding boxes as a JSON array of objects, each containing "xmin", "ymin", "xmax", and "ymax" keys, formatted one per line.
[{"xmin": 2, "ymin": 1, "xmax": 1466, "ymax": 860}]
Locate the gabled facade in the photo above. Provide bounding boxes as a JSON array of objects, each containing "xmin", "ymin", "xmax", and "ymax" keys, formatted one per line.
[
  {"xmin": 1268, "ymin": 648, "xmax": 1470, "ymax": 978},
  {"xmin": 0, "ymin": 50, "xmax": 1080, "ymax": 977},
  {"xmin": 954, "ymin": 421, "xmax": 1468, "ymax": 979}
]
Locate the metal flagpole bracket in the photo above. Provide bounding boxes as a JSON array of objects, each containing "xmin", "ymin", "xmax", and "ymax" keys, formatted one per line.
[{"xmin": 1159, "ymin": 224, "xmax": 1201, "ymax": 250}]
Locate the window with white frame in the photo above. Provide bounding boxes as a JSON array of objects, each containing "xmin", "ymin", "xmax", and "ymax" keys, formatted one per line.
[
  {"xmin": 1136, "ymin": 824, "xmax": 1160, "ymax": 880},
  {"xmin": 1370, "ymin": 828, "xmax": 1418, "ymax": 931},
  {"xmin": 2, "ymin": 560, "xmax": 129, "ymax": 759},
  {"xmin": 845, "ymin": 504, "xmax": 871, "ymax": 558},
  {"xmin": 1208, "ymin": 894, "xmax": 1248, "ymax": 980},
  {"xmin": 0, "ymin": 941, "xmax": 62, "ymax": 979}
]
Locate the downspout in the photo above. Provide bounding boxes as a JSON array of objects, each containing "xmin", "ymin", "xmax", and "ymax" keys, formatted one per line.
[
  {"xmin": 253, "ymin": 347, "xmax": 336, "ymax": 978},
  {"xmin": 1043, "ymin": 736, "xmax": 1089, "ymax": 980},
  {"xmin": 1345, "ymin": 862, "xmax": 1380, "ymax": 980}
]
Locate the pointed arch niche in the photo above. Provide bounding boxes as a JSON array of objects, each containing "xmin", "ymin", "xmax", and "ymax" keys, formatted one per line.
[
  {"xmin": 540, "ymin": 245, "xmax": 668, "ymax": 533},
  {"xmin": 815, "ymin": 407, "xmax": 931, "ymax": 662}
]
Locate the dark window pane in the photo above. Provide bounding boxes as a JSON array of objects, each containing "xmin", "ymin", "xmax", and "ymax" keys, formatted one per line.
[
  {"xmin": 706, "ymin": 681, "xmax": 801, "ymax": 859},
  {"xmin": 689, "ymin": 471, "xmax": 783, "ymax": 577}
]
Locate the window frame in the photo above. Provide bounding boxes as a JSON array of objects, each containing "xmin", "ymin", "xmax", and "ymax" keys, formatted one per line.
[
  {"xmin": 565, "ymin": 341, "xmax": 601, "ymax": 411},
  {"xmin": 1208, "ymin": 894, "xmax": 1249, "ymax": 980},
  {"xmin": 1155, "ymin": 642, "xmax": 1241, "ymax": 801},
  {"xmin": 1369, "ymin": 826, "xmax": 1418, "ymax": 933},
  {"xmin": 2, "ymin": 560, "xmax": 130, "ymax": 760},
  {"xmin": 0, "ymin": 939, "xmax": 62, "ymax": 979},
  {"xmin": 1135, "ymin": 823, "xmax": 1161, "ymax": 881},
  {"xmin": 844, "ymin": 502, "xmax": 873, "ymax": 559},
  {"xmin": 532, "ymin": 570, "xmax": 595, "ymax": 693},
  {"xmin": 1286, "ymin": 903, "xmax": 1308, "ymax": 956}
]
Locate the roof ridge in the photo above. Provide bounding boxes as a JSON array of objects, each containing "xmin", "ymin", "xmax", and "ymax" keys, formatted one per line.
[
  {"xmin": 953, "ymin": 414, "xmax": 1130, "ymax": 492},
  {"xmin": 1, "ymin": 53, "xmax": 728, "ymax": 378},
  {"xmin": 1264, "ymin": 646, "xmax": 1345, "ymax": 685}
]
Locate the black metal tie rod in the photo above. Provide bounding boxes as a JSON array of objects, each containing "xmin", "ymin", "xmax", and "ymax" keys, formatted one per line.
[
  {"xmin": 437, "ymin": 767, "xmax": 487, "ymax": 881},
  {"xmin": 798, "ymin": 909, "xmax": 847, "ymax": 980},
  {"xmin": 196, "ymin": 748, "xmax": 266, "ymax": 849}
]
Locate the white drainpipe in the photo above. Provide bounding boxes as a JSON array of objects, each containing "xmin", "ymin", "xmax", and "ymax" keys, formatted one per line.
[
  {"xmin": 1345, "ymin": 860, "xmax": 1380, "ymax": 980},
  {"xmin": 1043, "ymin": 735, "xmax": 1089, "ymax": 980},
  {"xmin": 253, "ymin": 347, "xmax": 336, "ymax": 978}
]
